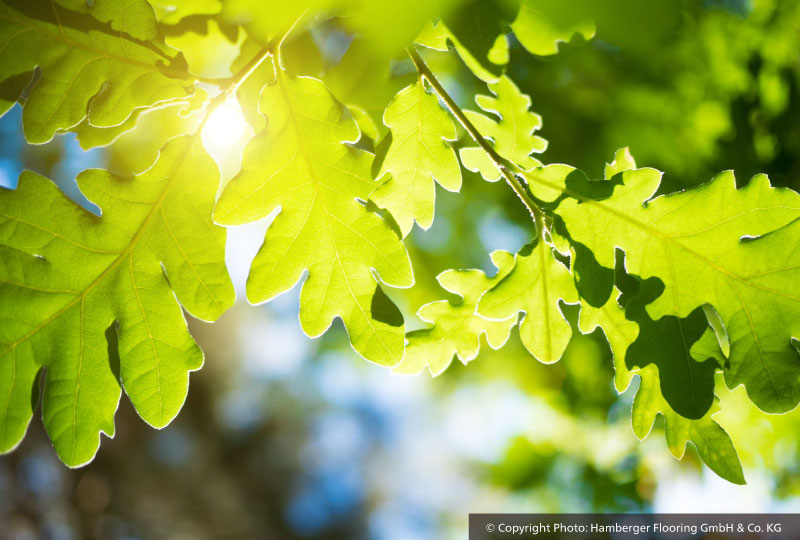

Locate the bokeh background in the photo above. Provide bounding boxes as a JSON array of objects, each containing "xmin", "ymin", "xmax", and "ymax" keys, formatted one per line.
[{"xmin": 2, "ymin": 0, "xmax": 800, "ymax": 538}]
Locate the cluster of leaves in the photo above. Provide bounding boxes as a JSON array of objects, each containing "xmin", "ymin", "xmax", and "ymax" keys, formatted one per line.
[{"xmin": 0, "ymin": 0, "xmax": 798, "ymax": 485}]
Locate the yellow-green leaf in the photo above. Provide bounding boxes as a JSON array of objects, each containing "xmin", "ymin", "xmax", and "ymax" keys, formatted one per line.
[
  {"xmin": 214, "ymin": 65, "xmax": 413, "ymax": 366},
  {"xmin": 395, "ymin": 250, "xmax": 517, "ymax": 376},
  {"xmin": 0, "ymin": 0, "xmax": 192, "ymax": 143},
  {"xmin": 478, "ymin": 237, "xmax": 577, "ymax": 363},
  {"xmin": 372, "ymin": 81, "xmax": 461, "ymax": 236},
  {"xmin": 0, "ymin": 135, "xmax": 234, "ymax": 466}
]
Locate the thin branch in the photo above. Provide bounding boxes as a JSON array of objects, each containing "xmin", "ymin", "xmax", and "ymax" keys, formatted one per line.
[
  {"xmin": 225, "ymin": 46, "xmax": 274, "ymax": 97},
  {"xmin": 198, "ymin": 46, "xmax": 272, "ymax": 131},
  {"xmin": 406, "ymin": 46, "xmax": 545, "ymax": 234}
]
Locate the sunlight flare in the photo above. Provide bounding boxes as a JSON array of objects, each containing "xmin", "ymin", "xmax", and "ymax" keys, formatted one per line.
[{"xmin": 201, "ymin": 96, "xmax": 252, "ymax": 169}]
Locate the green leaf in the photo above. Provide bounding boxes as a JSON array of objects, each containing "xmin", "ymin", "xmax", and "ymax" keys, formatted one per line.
[
  {"xmin": 371, "ymin": 81, "xmax": 461, "ymax": 236},
  {"xmin": 0, "ymin": 0, "xmax": 192, "ymax": 143},
  {"xmin": 163, "ymin": 19, "xmax": 242, "ymax": 79},
  {"xmin": 702, "ymin": 304, "xmax": 731, "ymax": 358},
  {"xmin": 414, "ymin": 19, "xmax": 449, "ymax": 52},
  {"xmin": 556, "ymin": 163, "xmax": 800, "ymax": 413},
  {"xmin": 578, "ymin": 293, "xmax": 638, "ymax": 393},
  {"xmin": 395, "ymin": 250, "xmax": 517, "ymax": 376},
  {"xmin": 691, "ymin": 327, "xmax": 728, "ymax": 369},
  {"xmin": 53, "ymin": 0, "xmax": 157, "ymax": 40},
  {"xmin": 459, "ymin": 75, "xmax": 547, "ymax": 180},
  {"xmin": 580, "ymin": 295, "xmax": 744, "ymax": 483},
  {"xmin": 524, "ymin": 164, "xmax": 581, "ymax": 203},
  {"xmin": 632, "ymin": 364, "xmax": 745, "ymax": 485},
  {"xmin": 348, "ymin": 105, "xmax": 380, "ymax": 144},
  {"xmin": 624, "ymin": 277, "xmax": 717, "ymax": 420},
  {"xmin": 214, "ymin": 65, "xmax": 414, "ymax": 366},
  {"xmin": 604, "ymin": 147, "xmax": 637, "ymax": 179},
  {"xmin": 0, "ymin": 135, "xmax": 234, "ymax": 466},
  {"xmin": 150, "ymin": 0, "xmax": 221, "ymax": 24},
  {"xmin": 478, "ymin": 237, "xmax": 578, "ymax": 363},
  {"xmin": 511, "ymin": 0, "xmax": 596, "ymax": 56},
  {"xmin": 435, "ymin": 0, "xmax": 514, "ymax": 83},
  {"xmin": 72, "ymin": 92, "xmax": 205, "ymax": 151}
]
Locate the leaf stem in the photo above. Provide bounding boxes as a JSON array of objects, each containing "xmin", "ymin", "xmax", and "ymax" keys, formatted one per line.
[
  {"xmin": 226, "ymin": 46, "xmax": 274, "ymax": 97},
  {"xmin": 406, "ymin": 47, "xmax": 545, "ymax": 234},
  {"xmin": 195, "ymin": 46, "xmax": 273, "ymax": 133}
]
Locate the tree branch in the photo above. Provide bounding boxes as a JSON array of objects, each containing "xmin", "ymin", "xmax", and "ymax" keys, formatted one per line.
[{"xmin": 406, "ymin": 46, "xmax": 546, "ymax": 235}]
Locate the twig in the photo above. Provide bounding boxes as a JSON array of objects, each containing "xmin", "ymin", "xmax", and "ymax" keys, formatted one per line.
[{"xmin": 406, "ymin": 46, "xmax": 546, "ymax": 236}]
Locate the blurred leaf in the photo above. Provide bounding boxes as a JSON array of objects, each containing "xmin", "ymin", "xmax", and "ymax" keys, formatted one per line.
[
  {"xmin": 439, "ymin": 0, "xmax": 514, "ymax": 83},
  {"xmin": 164, "ymin": 19, "xmax": 242, "ymax": 78},
  {"xmin": 511, "ymin": 0, "xmax": 595, "ymax": 56}
]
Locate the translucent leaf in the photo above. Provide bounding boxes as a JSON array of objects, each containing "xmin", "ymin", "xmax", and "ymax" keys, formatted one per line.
[
  {"xmin": 459, "ymin": 75, "xmax": 547, "ymax": 180},
  {"xmin": 164, "ymin": 19, "xmax": 242, "ymax": 79},
  {"xmin": 633, "ymin": 365, "xmax": 745, "ymax": 485},
  {"xmin": 150, "ymin": 0, "xmax": 222, "ymax": 24},
  {"xmin": 578, "ymin": 294, "xmax": 638, "ymax": 393},
  {"xmin": 395, "ymin": 251, "xmax": 517, "ymax": 376},
  {"xmin": 0, "ymin": 136, "xmax": 234, "ymax": 466},
  {"xmin": 691, "ymin": 327, "xmax": 728, "ymax": 369},
  {"xmin": 580, "ymin": 295, "xmax": 744, "ymax": 484},
  {"xmin": 511, "ymin": 0, "xmax": 596, "ymax": 56},
  {"xmin": 556, "ymin": 160, "xmax": 800, "ymax": 413},
  {"xmin": 71, "ymin": 92, "xmax": 206, "ymax": 151},
  {"xmin": 372, "ymin": 81, "xmax": 461, "ymax": 236},
  {"xmin": 422, "ymin": 0, "xmax": 512, "ymax": 84},
  {"xmin": 623, "ymin": 277, "xmax": 717, "ymax": 419},
  {"xmin": 479, "ymin": 237, "xmax": 578, "ymax": 363},
  {"xmin": 348, "ymin": 105, "xmax": 379, "ymax": 143},
  {"xmin": 214, "ymin": 65, "xmax": 413, "ymax": 366},
  {"xmin": 604, "ymin": 147, "xmax": 636, "ymax": 179},
  {"xmin": 0, "ymin": 0, "xmax": 192, "ymax": 143},
  {"xmin": 53, "ymin": 0, "xmax": 157, "ymax": 40}
]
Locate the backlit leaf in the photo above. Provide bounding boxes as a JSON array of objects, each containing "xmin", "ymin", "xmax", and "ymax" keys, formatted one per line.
[
  {"xmin": 632, "ymin": 365, "xmax": 745, "ymax": 484},
  {"xmin": 372, "ymin": 81, "xmax": 461, "ymax": 236},
  {"xmin": 395, "ymin": 250, "xmax": 516, "ymax": 376},
  {"xmin": 556, "ymin": 162, "xmax": 800, "ymax": 413},
  {"xmin": 459, "ymin": 75, "xmax": 547, "ymax": 180},
  {"xmin": 580, "ymin": 295, "xmax": 744, "ymax": 484},
  {"xmin": 479, "ymin": 237, "xmax": 578, "ymax": 363},
  {"xmin": 511, "ymin": 0, "xmax": 595, "ymax": 56},
  {"xmin": 0, "ymin": 0, "xmax": 192, "ymax": 143},
  {"xmin": 214, "ymin": 64, "xmax": 414, "ymax": 366},
  {"xmin": 0, "ymin": 135, "xmax": 234, "ymax": 466},
  {"xmin": 53, "ymin": 0, "xmax": 157, "ymax": 40}
]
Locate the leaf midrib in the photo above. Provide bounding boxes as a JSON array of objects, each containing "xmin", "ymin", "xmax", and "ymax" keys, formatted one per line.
[
  {"xmin": 0, "ymin": 137, "xmax": 196, "ymax": 360},
  {"xmin": 548, "ymin": 176, "xmax": 800, "ymax": 303},
  {"xmin": 275, "ymin": 72, "xmax": 398, "ymax": 363},
  {"xmin": 551, "ymin": 175, "xmax": 794, "ymax": 407}
]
